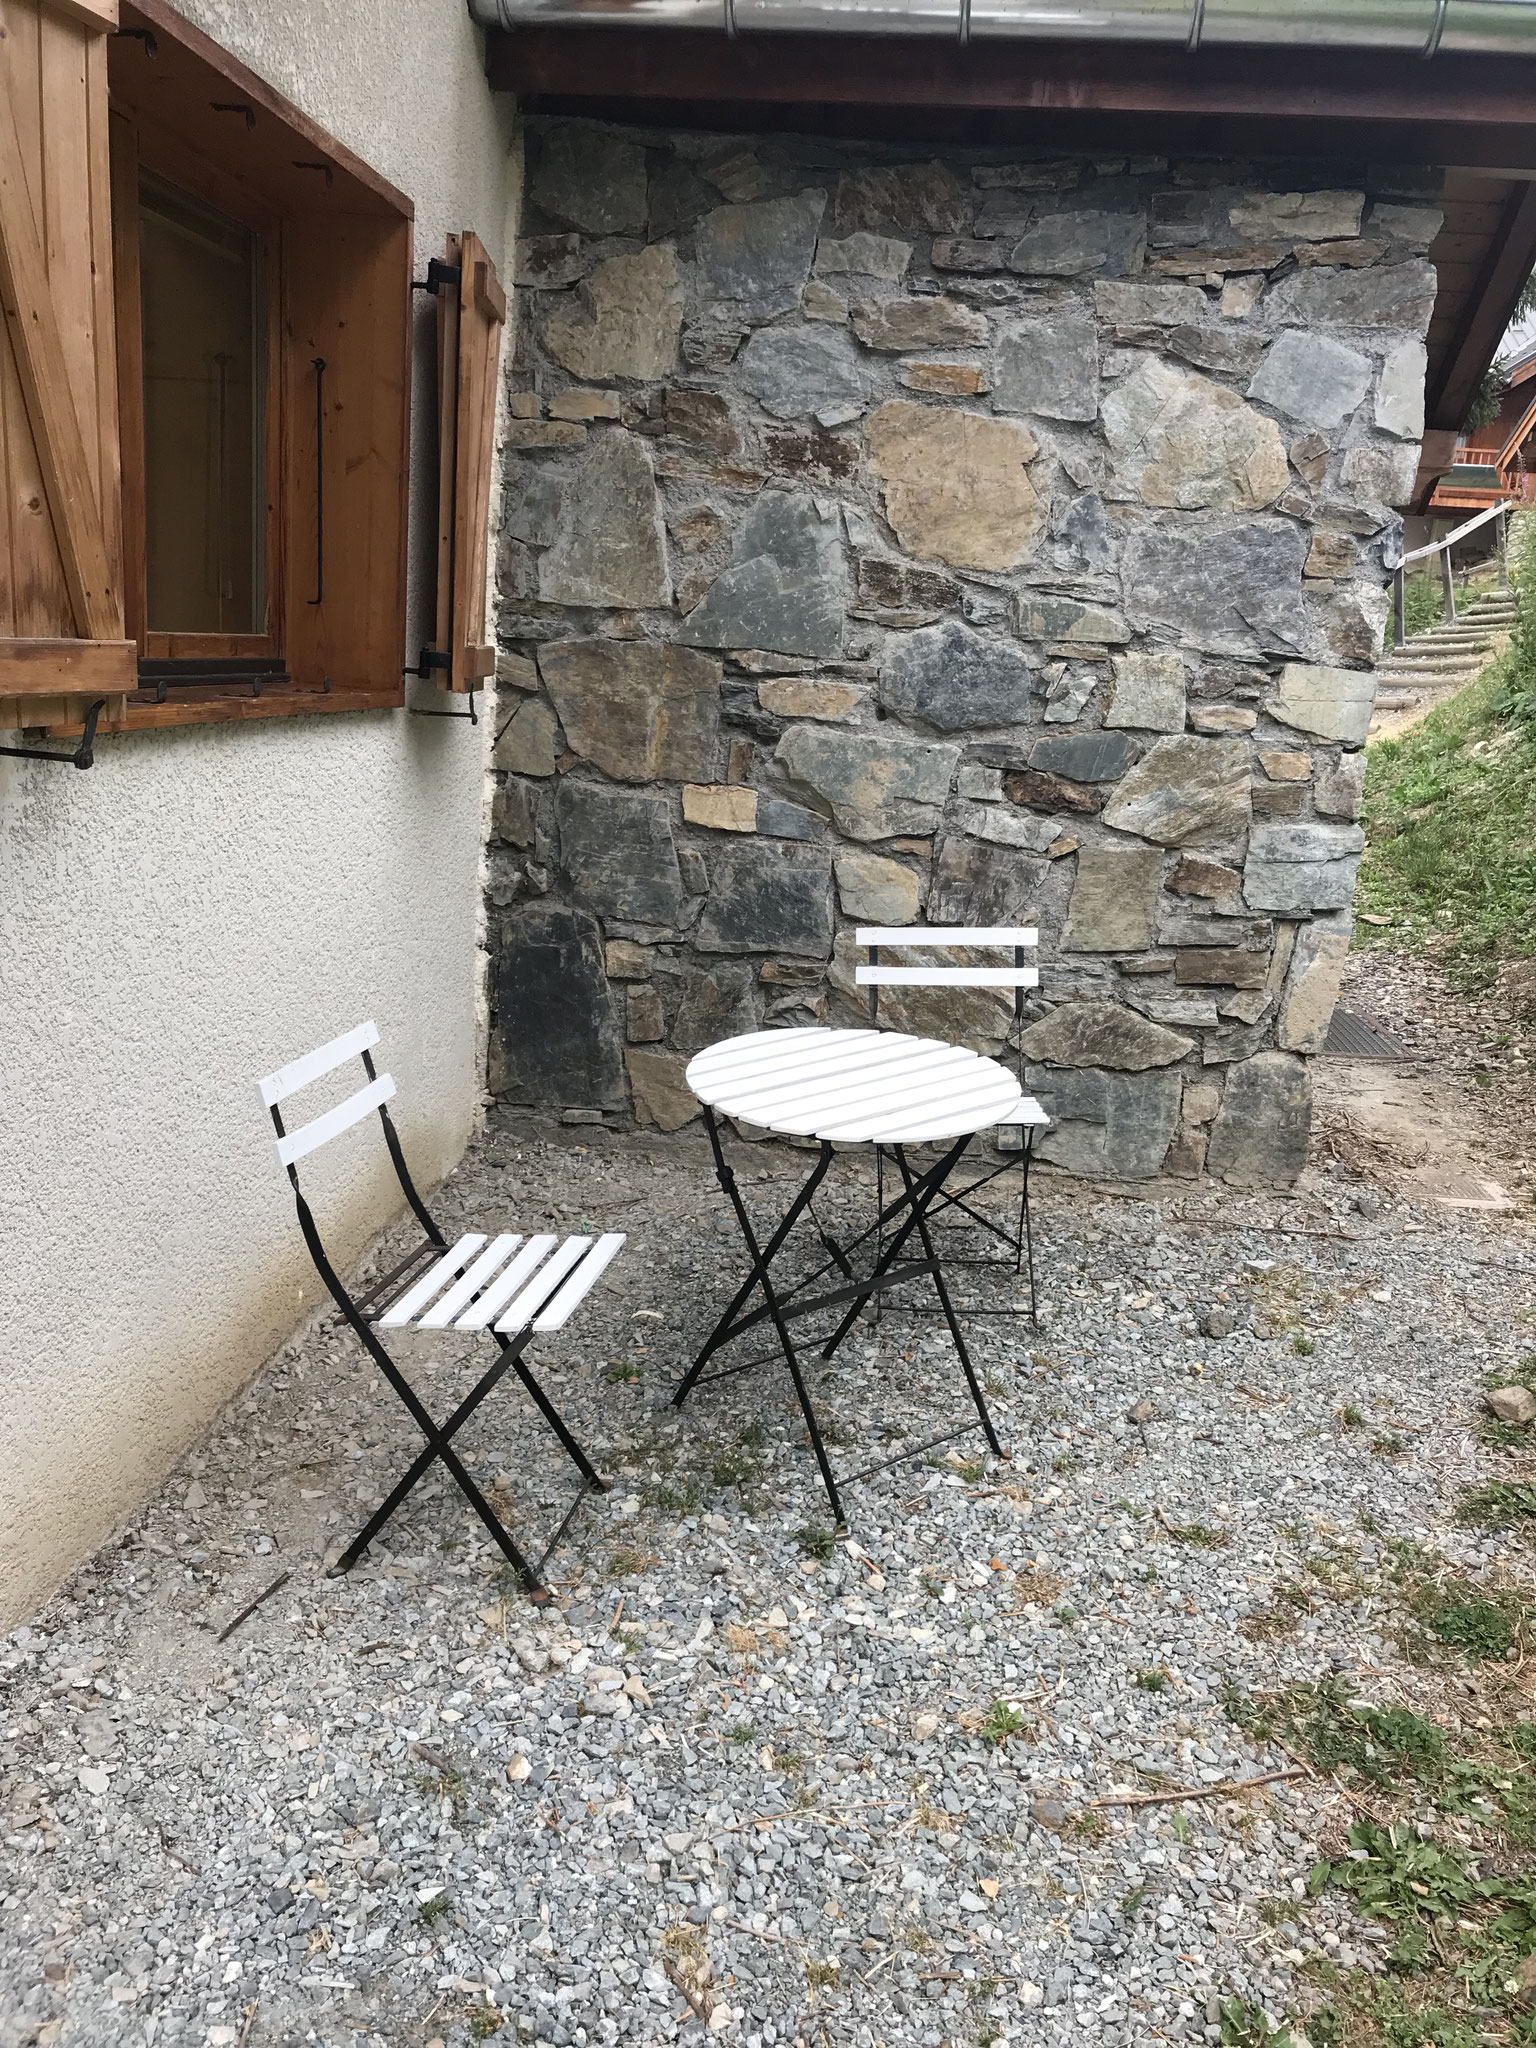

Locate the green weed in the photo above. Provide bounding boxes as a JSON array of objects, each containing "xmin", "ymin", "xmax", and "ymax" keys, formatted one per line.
[
  {"xmin": 1457, "ymin": 1479, "xmax": 1536, "ymax": 1528},
  {"xmin": 980, "ymin": 1700, "xmax": 1028, "ymax": 1748},
  {"xmin": 795, "ymin": 1526, "xmax": 836, "ymax": 1563}
]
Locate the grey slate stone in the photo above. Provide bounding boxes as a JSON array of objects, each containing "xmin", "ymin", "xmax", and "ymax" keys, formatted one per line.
[
  {"xmin": 928, "ymin": 837, "xmax": 1046, "ymax": 926},
  {"xmin": 776, "ymin": 724, "xmax": 959, "ymax": 841},
  {"xmin": 1101, "ymin": 736, "xmax": 1251, "ymax": 847},
  {"xmin": 1033, "ymin": 1066, "xmax": 1182, "ymax": 1179},
  {"xmin": 1009, "ymin": 211, "xmax": 1145, "ymax": 278},
  {"xmin": 677, "ymin": 491, "xmax": 843, "ymax": 659},
  {"xmin": 1264, "ymin": 258, "xmax": 1437, "ymax": 331},
  {"xmin": 1017, "ymin": 596, "xmax": 1131, "ymax": 645},
  {"xmin": 879, "ymin": 620, "xmax": 1031, "ymax": 731},
  {"xmin": 1205, "ymin": 1051, "xmax": 1311, "ymax": 1186},
  {"xmin": 695, "ymin": 842, "xmax": 834, "ymax": 957},
  {"xmin": 1122, "ymin": 521, "xmax": 1310, "ymax": 658},
  {"xmin": 673, "ymin": 961, "xmax": 762, "ymax": 1051},
  {"xmin": 555, "ymin": 780, "xmax": 684, "ymax": 924},
  {"xmin": 538, "ymin": 639, "xmax": 720, "ymax": 784},
  {"xmin": 494, "ymin": 905, "xmax": 625, "ymax": 1110},
  {"xmin": 1029, "ymin": 732, "xmax": 1136, "ymax": 782},
  {"xmin": 1020, "ymin": 1001, "xmax": 1193, "ymax": 1071},
  {"xmin": 1247, "ymin": 822, "xmax": 1366, "ymax": 863},
  {"xmin": 503, "ymin": 465, "xmax": 564, "ymax": 548},
  {"xmin": 1243, "ymin": 854, "xmax": 1362, "ymax": 913},
  {"xmin": 741, "ymin": 325, "xmax": 869, "ymax": 421},
  {"xmin": 538, "ymin": 436, "xmax": 670, "ymax": 610},
  {"xmin": 993, "ymin": 310, "xmax": 1100, "ymax": 424},
  {"xmin": 1247, "ymin": 331, "xmax": 1371, "ymax": 430},
  {"xmin": 532, "ymin": 126, "xmax": 647, "ymax": 236},
  {"xmin": 1064, "ymin": 845, "xmax": 1163, "ymax": 952},
  {"xmin": 696, "ymin": 190, "xmax": 828, "ymax": 314},
  {"xmin": 758, "ymin": 799, "xmax": 817, "ymax": 840},
  {"xmin": 1051, "ymin": 494, "xmax": 1115, "ymax": 576}
]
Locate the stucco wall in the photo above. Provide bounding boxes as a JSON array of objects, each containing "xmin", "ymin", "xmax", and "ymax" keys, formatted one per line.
[{"xmin": 0, "ymin": 0, "xmax": 519, "ymax": 1628}]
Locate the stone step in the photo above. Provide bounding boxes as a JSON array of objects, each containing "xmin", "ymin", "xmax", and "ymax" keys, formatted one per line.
[
  {"xmin": 1378, "ymin": 661, "xmax": 1490, "ymax": 681},
  {"xmin": 1392, "ymin": 637, "xmax": 1496, "ymax": 656}
]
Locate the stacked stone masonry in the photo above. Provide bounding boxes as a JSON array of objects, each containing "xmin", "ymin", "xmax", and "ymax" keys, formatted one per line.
[{"xmin": 487, "ymin": 120, "xmax": 1438, "ymax": 1186}]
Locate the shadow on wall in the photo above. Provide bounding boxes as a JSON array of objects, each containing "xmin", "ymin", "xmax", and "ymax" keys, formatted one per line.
[{"xmin": 485, "ymin": 121, "xmax": 1436, "ymax": 1188}]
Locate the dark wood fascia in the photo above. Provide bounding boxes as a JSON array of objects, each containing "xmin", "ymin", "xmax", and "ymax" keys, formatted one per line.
[{"xmin": 1427, "ymin": 182, "xmax": 1536, "ymax": 431}]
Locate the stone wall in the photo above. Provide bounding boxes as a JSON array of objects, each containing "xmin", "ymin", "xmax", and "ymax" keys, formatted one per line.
[{"xmin": 486, "ymin": 118, "xmax": 1439, "ymax": 1185}]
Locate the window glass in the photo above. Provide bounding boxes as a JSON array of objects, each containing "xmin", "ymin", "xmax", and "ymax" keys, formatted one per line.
[{"xmin": 139, "ymin": 171, "xmax": 265, "ymax": 634}]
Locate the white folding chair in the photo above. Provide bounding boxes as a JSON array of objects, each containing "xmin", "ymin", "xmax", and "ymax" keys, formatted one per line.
[
  {"xmin": 855, "ymin": 928, "xmax": 1049, "ymax": 1321},
  {"xmin": 257, "ymin": 1021, "xmax": 622, "ymax": 1600}
]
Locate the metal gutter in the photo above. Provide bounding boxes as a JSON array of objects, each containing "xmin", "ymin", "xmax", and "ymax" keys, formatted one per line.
[{"xmin": 470, "ymin": 0, "xmax": 1536, "ymax": 49}]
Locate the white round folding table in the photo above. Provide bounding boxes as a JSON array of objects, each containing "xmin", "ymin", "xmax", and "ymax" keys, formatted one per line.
[{"xmin": 675, "ymin": 1027, "xmax": 1048, "ymax": 1526}]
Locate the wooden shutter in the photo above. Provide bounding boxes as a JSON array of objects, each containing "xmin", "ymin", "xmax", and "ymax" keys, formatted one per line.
[
  {"xmin": 432, "ymin": 231, "xmax": 506, "ymax": 693},
  {"xmin": 0, "ymin": 0, "xmax": 132, "ymax": 722}
]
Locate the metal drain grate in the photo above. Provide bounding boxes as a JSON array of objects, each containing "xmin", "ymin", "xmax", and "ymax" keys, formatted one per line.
[{"xmin": 1321, "ymin": 1007, "xmax": 1411, "ymax": 1059}]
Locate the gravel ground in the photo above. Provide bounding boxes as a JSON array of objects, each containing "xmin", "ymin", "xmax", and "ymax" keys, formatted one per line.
[{"xmin": 4, "ymin": 1094, "xmax": 1536, "ymax": 2048}]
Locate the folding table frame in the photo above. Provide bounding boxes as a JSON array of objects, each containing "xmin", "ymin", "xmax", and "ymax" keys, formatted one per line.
[
  {"xmin": 857, "ymin": 926, "xmax": 1044, "ymax": 1324},
  {"xmin": 259, "ymin": 1021, "xmax": 620, "ymax": 1600}
]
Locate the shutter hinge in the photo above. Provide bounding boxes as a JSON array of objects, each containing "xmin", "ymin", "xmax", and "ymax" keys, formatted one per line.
[{"xmin": 412, "ymin": 260, "xmax": 462, "ymax": 297}]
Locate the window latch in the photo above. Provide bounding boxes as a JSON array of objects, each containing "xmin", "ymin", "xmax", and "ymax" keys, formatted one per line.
[{"xmin": 0, "ymin": 698, "xmax": 107, "ymax": 772}]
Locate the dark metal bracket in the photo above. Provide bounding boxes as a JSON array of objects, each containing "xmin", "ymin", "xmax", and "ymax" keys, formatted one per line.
[
  {"xmin": 404, "ymin": 648, "xmax": 452, "ymax": 680},
  {"xmin": 410, "ymin": 689, "xmax": 478, "ymax": 725},
  {"xmin": 412, "ymin": 260, "xmax": 462, "ymax": 297},
  {"xmin": 0, "ymin": 698, "xmax": 107, "ymax": 772},
  {"xmin": 212, "ymin": 100, "xmax": 256, "ymax": 128},
  {"xmin": 115, "ymin": 26, "xmax": 158, "ymax": 55}
]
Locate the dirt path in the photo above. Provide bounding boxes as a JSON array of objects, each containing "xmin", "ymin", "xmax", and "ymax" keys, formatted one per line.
[{"xmin": 1315, "ymin": 943, "xmax": 1536, "ymax": 1215}]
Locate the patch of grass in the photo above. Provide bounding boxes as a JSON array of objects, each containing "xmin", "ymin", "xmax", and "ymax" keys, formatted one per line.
[
  {"xmin": 979, "ymin": 1699, "xmax": 1028, "ymax": 1748},
  {"xmin": 419, "ymin": 1892, "xmax": 452, "ymax": 1926},
  {"xmin": 727, "ymin": 1721, "xmax": 758, "ymax": 1744},
  {"xmin": 804, "ymin": 1958, "xmax": 841, "ymax": 1992},
  {"xmin": 1293, "ymin": 1334, "xmax": 1317, "ymax": 1358},
  {"xmin": 1052, "ymin": 1452, "xmax": 1082, "ymax": 1476},
  {"xmin": 795, "ymin": 1525, "xmax": 836, "ymax": 1563},
  {"xmin": 1457, "ymin": 1479, "xmax": 1536, "ymax": 1528},
  {"xmin": 468, "ymin": 2009, "xmax": 504, "ymax": 2040},
  {"xmin": 1135, "ymin": 1668, "xmax": 1171, "ymax": 1692},
  {"xmin": 1338, "ymin": 1403, "xmax": 1366, "ymax": 1430},
  {"xmin": 1373, "ymin": 1432, "xmax": 1409, "ymax": 1457},
  {"xmin": 603, "ymin": 1362, "xmax": 642, "ymax": 1385},
  {"xmin": 643, "ymin": 1479, "xmax": 703, "ymax": 1517},
  {"xmin": 1120, "ymin": 1884, "xmax": 1149, "ymax": 1918},
  {"xmin": 1422, "ymin": 1591, "xmax": 1520, "ymax": 1661},
  {"xmin": 1167, "ymin": 1521, "xmax": 1230, "ymax": 1549},
  {"xmin": 1219, "ymin": 1996, "xmax": 1306, "ymax": 2047}
]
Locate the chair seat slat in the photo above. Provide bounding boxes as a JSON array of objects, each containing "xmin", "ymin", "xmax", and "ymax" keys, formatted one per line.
[
  {"xmin": 495, "ymin": 1237, "xmax": 593, "ymax": 1335},
  {"xmin": 854, "ymin": 927, "xmax": 1038, "ymax": 947},
  {"xmin": 377, "ymin": 1232, "xmax": 487, "ymax": 1326},
  {"xmin": 532, "ymin": 1234, "xmax": 627, "ymax": 1333},
  {"xmin": 453, "ymin": 1234, "xmax": 560, "ymax": 1330},
  {"xmin": 260, "ymin": 1020, "xmax": 379, "ymax": 1108},
  {"xmin": 274, "ymin": 1074, "xmax": 396, "ymax": 1167},
  {"xmin": 856, "ymin": 966, "xmax": 1040, "ymax": 988},
  {"xmin": 419, "ymin": 1234, "xmax": 523, "ymax": 1328}
]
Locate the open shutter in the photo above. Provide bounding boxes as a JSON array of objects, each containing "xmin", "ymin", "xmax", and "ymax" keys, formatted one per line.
[
  {"xmin": 432, "ymin": 230, "xmax": 505, "ymax": 694},
  {"xmin": 0, "ymin": 0, "xmax": 132, "ymax": 724}
]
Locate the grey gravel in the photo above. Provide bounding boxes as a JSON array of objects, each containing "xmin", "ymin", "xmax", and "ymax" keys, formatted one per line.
[{"xmin": 4, "ymin": 1111, "xmax": 1535, "ymax": 2048}]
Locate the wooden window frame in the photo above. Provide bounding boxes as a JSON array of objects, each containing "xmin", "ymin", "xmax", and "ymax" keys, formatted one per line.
[{"xmin": 47, "ymin": 0, "xmax": 415, "ymax": 738}]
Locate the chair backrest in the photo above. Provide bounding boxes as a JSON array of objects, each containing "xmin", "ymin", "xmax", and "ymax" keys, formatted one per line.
[
  {"xmin": 258, "ymin": 1020, "xmax": 395, "ymax": 1170},
  {"xmin": 855, "ymin": 927, "xmax": 1039, "ymax": 1075}
]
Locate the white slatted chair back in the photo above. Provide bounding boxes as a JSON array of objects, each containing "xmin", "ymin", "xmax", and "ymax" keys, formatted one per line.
[
  {"xmin": 855, "ymin": 927, "xmax": 1039, "ymax": 1081},
  {"xmin": 257, "ymin": 1020, "xmax": 396, "ymax": 1172}
]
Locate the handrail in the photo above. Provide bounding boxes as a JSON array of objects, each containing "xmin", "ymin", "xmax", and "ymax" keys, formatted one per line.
[
  {"xmin": 1399, "ymin": 497, "xmax": 1512, "ymax": 566},
  {"xmin": 1391, "ymin": 497, "xmax": 1514, "ymax": 648}
]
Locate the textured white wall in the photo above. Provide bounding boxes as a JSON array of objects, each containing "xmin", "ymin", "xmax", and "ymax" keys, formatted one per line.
[{"xmin": 0, "ymin": 0, "xmax": 519, "ymax": 1628}]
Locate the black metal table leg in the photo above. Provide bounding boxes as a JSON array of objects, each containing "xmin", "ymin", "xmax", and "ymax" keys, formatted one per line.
[{"xmin": 893, "ymin": 1145, "xmax": 1003, "ymax": 1457}]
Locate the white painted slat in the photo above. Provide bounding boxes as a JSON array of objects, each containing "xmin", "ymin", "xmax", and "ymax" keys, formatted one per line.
[
  {"xmin": 377, "ymin": 1233, "xmax": 487, "ymax": 1326},
  {"xmin": 688, "ymin": 1030, "xmax": 942, "ymax": 1096},
  {"xmin": 1005, "ymin": 1099, "xmax": 1053, "ymax": 1128},
  {"xmin": 855, "ymin": 927, "xmax": 1038, "ymax": 947},
  {"xmin": 780, "ymin": 1073, "xmax": 1022, "ymax": 1142},
  {"xmin": 856, "ymin": 966, "xmax": 1039, "ymax": 988},
  {"xmin": 259, "ymin": 1021, "xmax": 378, "ymax": 1108},
  {"xmin": 418, "ymin": 1235, "xmax": 522, "ymax": 1329},
  {"xmin": 532, "ymin": 1233, "xmax": 626, "ymax": 1332},
  {"xmin": 706, "ymin": 1047, "xmax": 981, "ymax": 1127},
  {"xmin": 696, "ymin": 1039, "xmax": 973, "ymax": 1117},
  {"xmin": 455, "ymin": 1235, "xmax": 560, "ymax": 1331},
  {"xmin": 495, "ymin": 1237, "xmax": 593, "ymax": 1335},
  {"xmin": 687, "ymin": 1029, "xmax": 885, "ymax": 1086},
  {"xmin": 274, "ymin": 1075, "xmax": 396, "ymax": 1167}
]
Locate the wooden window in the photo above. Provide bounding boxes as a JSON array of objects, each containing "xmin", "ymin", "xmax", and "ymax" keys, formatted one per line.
[{"xmin": 432, "ymin": 230, "xmax": 506, "ymax": 695}]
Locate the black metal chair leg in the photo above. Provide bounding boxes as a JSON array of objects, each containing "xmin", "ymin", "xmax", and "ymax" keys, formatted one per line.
[{"xmin": 1022, "ymin": 1132, "xmax": 1039, "ymax": 1327}]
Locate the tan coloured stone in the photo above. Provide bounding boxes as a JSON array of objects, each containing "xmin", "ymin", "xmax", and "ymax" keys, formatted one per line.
[
  {"xmin": 1292, "ymin": 238, "xmax": 1383, "ymax": 268},
  {"xmin": 1101, "ymin": 356, "xmax": 1288, "ymax": 512},
  {"xmin": 539, "ymin": 640, "xmax": 721, "ymax": 784},
  {"xmin": 493, "ymin": 698, "xmax": 559, "ymax": 777},
  {"xmin": 1220, "ymin": 275, "xmax": 1265, "ymax": 319},
  {"xmin": 802, "ymin": 280, "xmax": 848, "ymax": 323},
  {"xmin": 682, "ymin": 784, "xmax": 758, "ymax": 832},
  {"xmin": 833, "ymin": 849, "xmax": 921, "ymax": 925},
  {"xmin": 757, "ymin": 678, "xmax": 862, "ymax": 721},
  {"xmin": 1183, "ymin": 1079, "xmax": 1221, "ymax": 1125},
  {"xmin": 1228, "ymin": 189, "xmax": 1364, "ymax": 242},
  {"xmin": 1064, "ymin": 846, "xmax": 1163, "ymax": 952},
  {"xmin": 507, "ymin": 390, "xmax": 540, "ymax": 417},
  {"xmin": 1306, "ymin": 531, "xmax": 1357, "ymax": 579},
  {"xmin": 506, "ymin": 419, "xmax": 587, "ymax": 450},
  {"xmin": 901, "ymin": 362, "xmax": 988, "ymax": 396},
  {"xmin": 544, "ymin": 245, "xmax": 685, "ymax": 383},
  {"xmin": 1260, "ymin": 750, "xmax": 1313, "ymax": 782},
  {"xmin": 550, "ymin": 389, "xmax": 623, "ymax": 421},
  {"xmin": 852, "ymin": 297, "xmax": 988, "ymax": 351},
  {"xmin": 867, "ymin": 401, "xmax": 1042, "ymax": 572},
  {"xmin": 626, "ymin": 1048, "xmax": 700, "ymax": 1133},
  {"xmin": 1187, "ymin": 705, "xmax": 1257, "ymax": 735},
  {"xmin": 626, "ymin": 986, "xmax": 664, "ymax": 1044},
  {"xmin": 496, "ymin": 651, "xmax": 539, "ymax": 691},
  {"xmin": 605, "ymin": 940, "xmax": 653, "ymax": 980}
]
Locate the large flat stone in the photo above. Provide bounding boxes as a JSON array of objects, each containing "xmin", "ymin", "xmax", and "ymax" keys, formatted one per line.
[
  {"xmin": 677, "ymin": 491, "xmax": 843, "ymax": 659},
  {"xmin": 537, "ymin": 436, "xmax": 670, "ymax": 610},
  {"xmin": 1021, "ymin": 1001, "xmax": 1193, "ymax": 1071},
  {"xmin": 673, "ymin": 960, "xmax": 762, "ymax": 1051},
  {"xmin": 851, "ymin": 297, "xmax": 988, "ymax": 351},
  {"xmin": 1064, "ymin": 845, "xmax": 1163, "ymax": 952},
  {"xmin": 1008, "ymin": 210, "xmax": 1144, "ymax": 278},
  {"xmin": 1268, "ymin": 663, "xmax": 1375, "ymax": 744},
  {"xmin": 993, "ymin": 309, "xmax": 1100, "ymax": 423},
  {"xmin": 494, "ymin": 904, "xmax": 625, "ymax": 1110},
  {"xmin": 834, "ymin": 849, "xmax": 922, "ymax": 924},
  {"xmin": 1018, "ymin": 597, "xmax": 1131, "ymax": 645},
  {"xmin": 1033, "ymin": 1065, "xmax": 1181, "ymax": 1179},
  {"xmin": 539, "ymin": 640, "xmax": 720, "ymax": 784},
  {"xmin": 1094, "ymin": 281, "xmax": 1207, "ymax": 325},
  {"xmin": 695, "ymin": 841, "xmax": 833, "ymax": 957},
  {"xmin": 1101, "ymin": 736, "xmax": 1251, "ymax": 846},
  {"xmin": 503, "ymin": 465, "xmax": 563, "ymax": 547},
  {"xmin": 532, "ymin": 125, "xmax": 647, "ymax": 236},
  {"xmin": 1277, "ymin": 912, "xmax": 1352, "ymax": 1052},
  {"xmin": 544, "ymin": 245, "xmax": 685, "ymax": 384},
  {"xmin": 696, "ymin": 191, "xmax": 827, "ymax": 314},
  {"xmin": 829, "ymin": 933, "xmax": 1008, "ymax": 1048},
  {"xmin": 1102, "ymin": 356, "xmax": 1288, "ymax": 512},
  {"xmin": 1122, "ymin": 521, "xmax": 1310, "ymax": 658},
  {"xmin": 515, "ymin": 235, "xmax": 588, "ymax": 291},
  {"xmin": 814, "ymin": 231, "xmax": 911, "ymax": 278},
  {"xmin": 776, "ymin": 724, "xmax": 959, "ymax": 841},
  {"xmin": 1339, "ymin": 443, "xmax": 1419, "ymax": 508},
  {"xmin": 1229, "ymin": 188, "xmax": 1363, "ymax": 242},
  {"xmin": 1247, "ymin": 331, "xmax": 1371, "ymax": 429},
  {"xmin": 1205, "ymin": 1050, "xmax": 1311, "ymax": 1186},
  {"xmin": 493, "ymin": 698, "xmax": 558, "ymax": 777},
  {"xmin": 626, "ymin": 1049, "xmax": 701, "ymax": 1132},
  {"xmin": 834, "ymin": 162, "xmax": 970, "ymax": 235},
  {"xmin": 928, "ymin": 836, "xmax": 1046, "ymax": 927},
  {"xmin": 1243, "ymin": 822, "xmax": 1363, "ymax": 912},
  {"xmin": 741, "ymin": 325, "xmax": 869, "ymax": 421},
  {"xmin": 879, "ymin": 620, "xmax": 1031, "ymax": 731},
  {"xmin": 1029, "ymin": 732, "xmax": 1136, "ymax": 782},
  {"xmin": 1264, "ymin": 258, "xmax": 1437, "ymax": 330},
  {"xmin": 1314, "ymin": 751, "xmax": 1366, "ymax": 819},
  {"xmin": 1104, "ymin": 651, "xmax": 1185, "ymax": 733},
  {"xmin": 867, "ymin": 401, "xmax": 1043, "ymax": 572},
  {"xmin": 1376, "ymin": 337, "xmax": 1428, "ymax": 440},
  {"xmin": 555, "ymin": 779, "xmax": 684, "ymax": 924}
]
